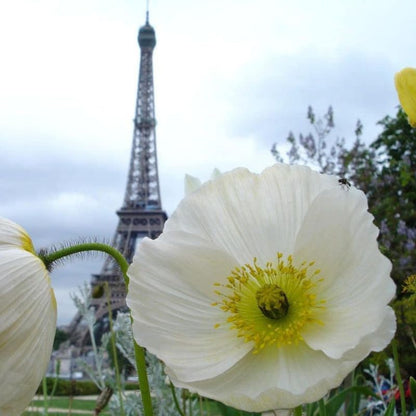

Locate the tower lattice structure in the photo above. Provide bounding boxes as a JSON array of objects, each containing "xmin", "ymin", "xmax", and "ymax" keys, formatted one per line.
[{"xmin": 69, "ymin": 15, "xmax": 167, "ymax": 346}]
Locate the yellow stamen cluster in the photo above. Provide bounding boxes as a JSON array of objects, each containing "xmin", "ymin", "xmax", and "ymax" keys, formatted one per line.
[{"xmin": 213, "ymin": 253, "xmax": 325, "ymax": 353}]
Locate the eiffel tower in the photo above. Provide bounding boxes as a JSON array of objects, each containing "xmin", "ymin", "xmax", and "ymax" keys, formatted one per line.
[{"xmin": 69, "ymin": 13, "xmax": 167, "ymax": 346}]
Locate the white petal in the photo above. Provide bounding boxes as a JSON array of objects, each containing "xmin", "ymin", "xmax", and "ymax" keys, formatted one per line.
[
  {"xmin": 167, "ymin": 342, "xmax": 358, "ymax": 412},
  {"xmin": 294, "ymin": 188, "xmax": 395, "ymax": 358},
  {"xmin": 127, "ymin": 230, "xmax": 252, "ymax": 381},
  {"xmin": 165, "ymin": 165, "xmax": 338, "ymax": 266},
  {"xmin": 0, "ymin": 217, "xmax": 32, "ymax": 250},
  {"xmin": 341, "ymin": 306, "xmax": 396, "ymax": 361},
  {"xmin": 0, "ymin": 219, "xmax": 57, "ymax": 416}
]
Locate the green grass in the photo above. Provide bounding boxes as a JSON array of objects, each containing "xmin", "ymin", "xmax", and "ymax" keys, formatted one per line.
[{"xmin": 23, "ymin": 397, "xmax": 110, "ymax": 415}]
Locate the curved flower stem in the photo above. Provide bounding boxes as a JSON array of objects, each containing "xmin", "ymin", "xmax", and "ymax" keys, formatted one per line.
[
  {"xmin": 392, "ymin": 339, "xmax": 407, "ymax": 416},
  {"xmin": 41, "ymin": 242, "xmax": 154, "ymax": 416},
  {"xmin": 134, "ymin": 341, "xmax": 154, "ymax": 416},
  {"xmin": 169, "ymin": 382, "xmax": 186, "ymax": 416},
  {"xmin": 41, "ymin": 243, "xmax": 130, "ymax": 281}
]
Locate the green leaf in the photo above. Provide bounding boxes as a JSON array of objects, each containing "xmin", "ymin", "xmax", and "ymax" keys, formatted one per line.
[
  {"xmin": 216, "ymin": 402, "xmax": 260, "ymax": 416},
  {"xmin": 305, "ymin": 401, "xmax": 318, "ymax": 416},
  {"xmin": 318, "ymin": 398, "xmax": 327, "ymax": 416},
  {"xmin": 410, "ymin": 376, "xmax": 416, "ymax": 408},
  {"xmin": 293, "ymin": 406, "xmax": 303, "ymax": 416},
  {"xmin": 325, "ymin": 385, "xmax": 377, "ymax": 415},
  {"xmin": 383, "ymin": 398, "xmax": 395, "ymax": 416}
]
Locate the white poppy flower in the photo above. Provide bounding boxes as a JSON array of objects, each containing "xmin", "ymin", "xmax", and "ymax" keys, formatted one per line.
[
  {"xmin": 127, "ymin": 164, "xmax": 396, "ymax": 412},
  {"xmin": 0, "ymin": 218, "xmax": 57, "ymax": 416}
]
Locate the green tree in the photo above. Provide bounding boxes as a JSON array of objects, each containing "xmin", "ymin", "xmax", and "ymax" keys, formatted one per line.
[
  {"xmin": 369, "ymin": 109, "xmax": 416, "ymax": 284},
  {"xmin": 53, "ymin": 328, "xmax": 69, "ymax": 350}
]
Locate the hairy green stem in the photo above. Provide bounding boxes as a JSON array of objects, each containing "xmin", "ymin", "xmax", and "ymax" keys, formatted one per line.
[
  {"xmin": 41, "ymin": 243, "xmax": 129, "ymax": 283},
  {"xmin": 41, "ymin": 242, "xmax": 154, "ymax": 416},
  {"xmin": 392, "ymin": 338, "xmax": 407, "ymax": 416}
]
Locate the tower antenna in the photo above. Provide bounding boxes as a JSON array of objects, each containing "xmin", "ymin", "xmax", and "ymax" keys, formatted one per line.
[{"xmin": 146, "ymin": 0, "xmax": 150, "ymax": 24}]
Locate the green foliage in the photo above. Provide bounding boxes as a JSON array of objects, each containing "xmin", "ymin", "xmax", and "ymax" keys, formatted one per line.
[
  {"xmin": 106, "ymin": 333, "xmax": 134, "ymax": 376},
  {"xmin": 410, "ymin": 376, "xmax": 416, "ymax": 408},
  {"xmin": 30, "ymin": 397, "xmax": 102, "ymax": 411},
  {"xmin": 23, "ymin": 397, "xmax": 111, "ymax": 416},
  {"xmin": 392, "ymin": 295, "xmax": 416, "ymax": 373},
  {"xmin": 36, "ymin": 378, "xmax": 101, "ymax": 396},
  {"xmin": 53, "ymin": 328, "xmax": 69, "ymax": 350},
  {"xmin": 216, "ymin": 402, "xmax": 260, "ymax": 416},
  {"xmin": 304, "ymin": 372, "xmax": 378, "ymax": 416},
  {"xmin": 325, "ymin": 385, "xmax": 376, "ymax": 415},
  {"xmin": 369, "ymin": 109, "xmax": 416, "ymax": 283},
  {"xmin": 384, "ymin": 398, "xmax": 396, "ymax": 416},
  {"xmin": 124, "ymin": 382, "xmax": 140, "ymax": 391}
]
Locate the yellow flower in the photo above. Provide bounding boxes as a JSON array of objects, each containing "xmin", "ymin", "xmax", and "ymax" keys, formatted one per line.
[
  {"xmin": 394, "ymin": 67, "xmax": 416, "ymax": 127},
  {"xmin": 0, "ymin": 218, "xmax": 57, "ymax": 416},
  {"xmin": 127, "ymin": 164, "xmax": 396, "ymax": 412}
]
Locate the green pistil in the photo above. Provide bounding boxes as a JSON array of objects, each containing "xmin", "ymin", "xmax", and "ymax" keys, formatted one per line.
[{"xmin": 256, "ymin": 284, "xmax": 289, "ymax": 320}]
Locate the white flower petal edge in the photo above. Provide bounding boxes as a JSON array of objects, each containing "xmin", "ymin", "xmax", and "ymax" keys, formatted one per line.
[
  {"xmin": 294, "ymin": 187, "xmax": 396, "ymax": 358},
  {"xmin": 0, "ymin": 218, "xmax": 57, "ymax": 416},
  {"xmin": 127, "ymin": 164, "xmax": 396, "ymax": 412}
]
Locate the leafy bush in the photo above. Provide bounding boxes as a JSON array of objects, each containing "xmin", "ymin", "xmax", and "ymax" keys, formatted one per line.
[{"xmin": 36, "ymin": 378, "xmax": 101, "ymax": 396}]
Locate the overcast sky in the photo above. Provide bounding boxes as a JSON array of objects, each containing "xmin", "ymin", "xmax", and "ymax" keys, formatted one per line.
[{"xmin": 0, "ymin": 0, "xmax": 412, "ymax": 325}]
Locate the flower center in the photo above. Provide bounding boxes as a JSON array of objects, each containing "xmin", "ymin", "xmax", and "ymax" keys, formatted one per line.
[
  {"xmin": 256, "ymin": 284, "xmax": 289, "ymax": 320},
  {"xmin": 213, "ymin": 253, "xmax": 325, "ymax": 353}
]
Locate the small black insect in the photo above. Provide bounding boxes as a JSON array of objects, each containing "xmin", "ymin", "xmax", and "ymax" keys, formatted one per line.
[{"xmin": 338, "ymin": 178, "xmax": 351, "ymax": 189}]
